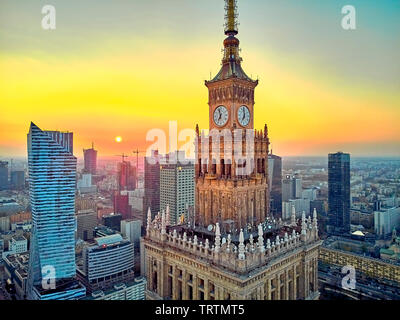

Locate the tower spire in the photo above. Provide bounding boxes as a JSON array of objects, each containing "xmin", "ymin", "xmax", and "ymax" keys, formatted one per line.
[{"xmin": 225, "ymin": 0, "xmax": 238, "ymax": 36}]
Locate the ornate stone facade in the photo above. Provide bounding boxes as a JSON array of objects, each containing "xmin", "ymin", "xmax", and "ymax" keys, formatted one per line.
[{"xmin": 143, "ymin": 208, "xmax": 322, "ymax": 300}]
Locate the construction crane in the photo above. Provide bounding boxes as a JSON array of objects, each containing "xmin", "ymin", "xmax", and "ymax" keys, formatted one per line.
[
  {"xmin": 132, "ymin": 149, "xmax": 145, "ymax": 188},
  {"xmin": 132, "ymin": 149, "xmax": 145, "ymax": 170},
  {"xmin": 115, "ymin": 153, "xmax": 129, "ymax": 163}
]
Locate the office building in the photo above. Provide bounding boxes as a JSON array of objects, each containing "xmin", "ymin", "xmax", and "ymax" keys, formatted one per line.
[
  {"xmin": 282, "ymin": 175, "xmax": 302, "ymax": 202},
  {"xmin": 83, "ymin": 143, "xmax": 97, "ymax": 175},
  {"xmin": 160, "ymin": 155, "xmax": 195, "ymax": 225},
  {"xmin": 0, "ymin": 161, "xmax": 8, "ymax": 190},
  {"xmin": 118, "ymin": 161, "xmax": 136, "ymax": 191},
  {"xmin": 102, "ymin": 213, "xmax": 122, "ymax": 231},
  {"xmin": 374, "ymin": 207, "xmax": 400, "ymax": 238},
  {"xmin": 76, "ymin": 209, "xmax": 97, "ymax": 241},
  {"xmin": 268, "ymin": 153, "xmax": 282, "ymax": 218},
  {"xmin": 130, "ymin": 188, "xmax": 145, "ymax": 222},
  {"xmin": 0, "ymin": 197, "xmax": 24, "ymax": 215},
  {"xmin": 113, "ymin": 191, "xmax": 132, "ymax": 220},
  {"xmin": 144, "ymin": 150, "xmax": 160, "ymax": 221},
  {"xmin": 121, "ymin": 219, "xmax": 142, "ymax": 247},
  {"xmin": 9, "ymin": 235, "xmax": 28, "ymax": 254},
  {"xmin": 10, "ymin": 171, "xmax": 25, "ymax": 190},
  {"xmin": 77, "ymin": 173, "xmax": 97, "ymax": 194},
  {"xmin": 83, "ymin": 278, "xmax": 146, "ymax": 300},
  {"xmin": 78, "ymin": 234, "xmax": 135, "ymax": 294},
  {"xmin": 282, "ymin": 199, "xmax": 311, "ymax": 220},
  {"xmin": 121, "ymin": 219, "xmax": 142, "ymax": 274},
  {"xmin": 27, "ymin": 122, "xmax": 85, "ymax": 300},
  {"xmin": 4, "ymin": 253, "xmax": 30, "ymax": 300},
  {"xmin": 328, "ymin": 152, "xmax": 351, "ymax": 234}
]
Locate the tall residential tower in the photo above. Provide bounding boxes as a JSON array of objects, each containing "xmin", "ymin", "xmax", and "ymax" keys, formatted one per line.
[{"xmin": 27, "ymin": 122, "xmax": 85, "ymax": 300}]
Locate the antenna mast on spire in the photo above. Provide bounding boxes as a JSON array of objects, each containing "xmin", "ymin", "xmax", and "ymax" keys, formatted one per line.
[{"xmin": 225, "ymin": 0, "xmax": 238, "ymax": 35}]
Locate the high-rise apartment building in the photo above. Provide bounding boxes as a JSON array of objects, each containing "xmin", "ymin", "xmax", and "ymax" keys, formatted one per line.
[
  {"xmin": 160, "ymin": 154, "xmax": 195, "ymax": 225},
  {"xmin": 328, "ymin": 152, "xmax": 351, "ymax": 234},
  {"xmin": 268, "ymin": 153, "xmax": 282, "ymax": 218},
  {"xmin": 27, "ymin": 122, "xmax": 85, "ymax": 300},
  {"xmin": 83, "ymin": 143, "xmax": 97, "ymax": 175}
]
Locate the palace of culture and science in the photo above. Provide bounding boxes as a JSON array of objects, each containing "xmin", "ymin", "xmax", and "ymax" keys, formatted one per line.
[{"xmin": 142, "ymin": 0, "xmax": 322, "ymax": 300}]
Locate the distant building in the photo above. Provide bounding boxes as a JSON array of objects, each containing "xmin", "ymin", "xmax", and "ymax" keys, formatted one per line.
[
  {"xmin": 282, "ymin": 198, "xmax": 311, "ymax": 220},
  {"xmin": 374, "ymin": 207, "xmax": 400, "ymax": 238},
  {"xmin": 10, "ymin": 171, "xmax": 25, "ymax": 190},
  {"xmin": 129, "ymin": 189, "xmax": 145, "ymax": 222},
  {"xmin": 94, "ymin": 225, "xmax": 117, "ymax": 238},
  {"xmin": 76, "ymin": 196, "xmax": 97, "ymax": 212},
  {"xmin": 2, "ymin": 234, "xmax": 28, "ymax": 261},
  {"xmin": 9, "ymin": 235, "xmax": 28, "ymax": 254},
  {"xmin": 282, "ymin": 175, "xmax": 302, "ymax": 202},
  {"xmin": 83, "ymin": 278, "xmax": 146, "ymax": 300},
  {"xmin": 120, "ymin": 219, "xmax": 142, "ymax": 247},
  {"xmin": 310, "ymin": 200, "xmax": 326, "ymax": 216},
  {"xmin": 83, "ymin": 143, "xmax": 97, "ymax": 175},
  {"xmin": 4, "ymin": 253, "xmax": 30, "ymax": 299},
  {"xmin": 118, "ymin": 161, "xmax": 136, "ymax": 191},
  {"xmin": 144, "ymin": 150, "xmax": 160, "ymax": 220},
  {"xmin": 0, "ymin": 216, "xmax": 10, "ymax": 232},
  {"xmin": 328, "ymin": 152, "xmax": 351, "ymax": 234},
  {"xmin": 0, "ymin": 197, "xmax": 24, "ymax": 215},
  {"xmin": 121, "ymin": 219, "xmax": 142, "ymax": 274},
  {"xmin": 76, "ymin": 209, "xmax": 97, "ymax": 241},
  {"xmin": 77, "ymin": 173, "xmax": 97, "ymax": 194},
  {"xmin": 0, "ymin": 239, "xmax": 4, "ymax": 263},
  {"xmin": 102, "ymin": 213, "xmax": 122, "ymax": 231},
  {"xmin": 268, "ymin": 153, "xmax": 282, "ymax": 217},
  {"xmin": 113, "ymin": 192, "xmax": 131, "ymax": 220},
  {"xmin": 160, "ymin": 153, "xmax": 195, "ymax": 225},
  {"xmin": 302, "ymin": 188, "xmax": 317, "ymax": 201},
  {"xmin": 78, "ymin": 234, "xmax": 135, "ymax": 294},
  {"xmin": 0, "ymin": 161, "xmax": 8, "ymax": 190}
]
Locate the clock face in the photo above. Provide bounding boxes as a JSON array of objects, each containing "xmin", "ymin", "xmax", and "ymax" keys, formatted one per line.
[
  {"xmin": 238, "ymin": 105, "xmax": 251, "ymax": 126},
  {"xmin": 213, "ymin": 106, "xmax": 229, "ymax": 127}
]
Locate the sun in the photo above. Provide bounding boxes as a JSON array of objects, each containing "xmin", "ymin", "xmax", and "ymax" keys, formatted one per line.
[{"xmin": 115, "ymin": 136, "xmax": 122, "ymax": 143}]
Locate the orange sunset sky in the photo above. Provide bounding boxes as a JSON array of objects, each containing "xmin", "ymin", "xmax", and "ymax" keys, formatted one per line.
[{"xmin": 0, "ymin": 0, "xmax": 399, "ymax": 158}]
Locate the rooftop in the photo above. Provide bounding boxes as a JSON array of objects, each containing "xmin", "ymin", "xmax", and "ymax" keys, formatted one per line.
[{"xmin": 94, "ymin": 234, "xmax": 123, "ymax": 247}]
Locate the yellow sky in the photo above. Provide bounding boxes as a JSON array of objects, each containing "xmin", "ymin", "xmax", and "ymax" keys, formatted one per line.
[{"xmin": 0, "ymin": 1, "xmax": 399, "ymax": 157}]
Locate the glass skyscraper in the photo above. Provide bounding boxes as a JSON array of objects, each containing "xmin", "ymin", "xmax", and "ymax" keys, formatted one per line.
[
  {"xmin": 27, "ymin": 122, "xmax": 85, "ymax": 300},
  {"xmin": 328, "ymin": 152, "xmax": 351, "ymax": 234}
]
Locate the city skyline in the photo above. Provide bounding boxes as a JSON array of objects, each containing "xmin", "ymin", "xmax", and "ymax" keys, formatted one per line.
[{"xmin": 0, "ymin": 0, "xmax": 399, "ymax": 158}]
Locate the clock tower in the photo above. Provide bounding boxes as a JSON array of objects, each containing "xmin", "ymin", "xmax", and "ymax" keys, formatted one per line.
[{"xmin": 195, "ymin": 0, "xmax": 270, "ymax": 231}]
